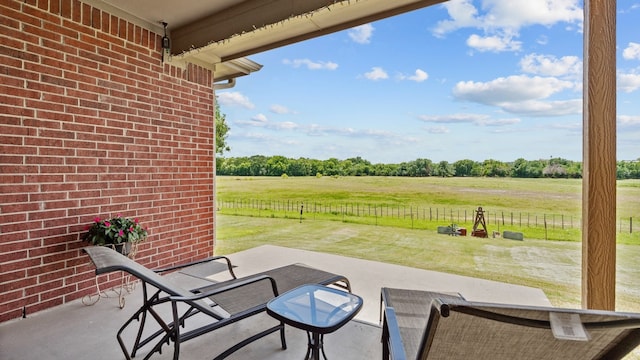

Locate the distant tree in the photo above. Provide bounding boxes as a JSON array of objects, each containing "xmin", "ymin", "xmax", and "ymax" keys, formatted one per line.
[
  {"xmin": 543, "ymin": 164, "xmax": 567, "ymax": 178},
  {"xmin": 322, "ymin": 158, "xmax": 341, "ymax": 176},
  {"xmin": 249, "ymin": 155, "xmax": 268, "ymax": 176},
  {"xmin": 266, "ymin": 156, "xmax": 289, "ymax": 176},
  {"xmin": 453, "ymin": 159, "xmax": 476, "ymax": 177},
  {"xmin": 346, "ymin": 157, "xmax": 372, "ymax": 176},
  {"xmin": 482, "ymin": 159, "xmax": 509, "ymax": 177},
  {"xmin": 434, "ymin": 161, "xmax": 455, "ymax": 177},
  {"xmin": 215, "ymin": 100, "xmax": 230, "ymax": 155},
  {"xmin": 511, "ymin": 158, "xmax": 544, "ymax": 178},
  {"xmin": 408, "ymin": 158, "xmax": 433, "ymax": 177},
  {"xmin": 215, "ymin": 155, "xmax": 639, "ymax": 179},
  {"xmin": 287, "ymin": 158, "xmax": 310, "ymax": 176}
]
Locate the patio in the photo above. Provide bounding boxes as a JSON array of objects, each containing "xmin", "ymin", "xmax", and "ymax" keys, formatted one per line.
[{"xmin": 0, "ymin": 245, "xmax": 550, "ymax": 360}]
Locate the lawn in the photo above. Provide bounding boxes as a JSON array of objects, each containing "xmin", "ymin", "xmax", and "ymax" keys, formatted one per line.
[
  {"xmin": 215, "ymin": 177, "xmax": 640, "ymax": 358},
  {"xmin": 215, "ymin": 214, "xmax": 640, "ymax": 314},
  {"xmin": 217, "ymin": 176, "xmax": 640, "ymax": 244}
]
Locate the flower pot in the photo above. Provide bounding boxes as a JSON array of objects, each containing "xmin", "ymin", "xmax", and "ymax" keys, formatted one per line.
[{"xmin": 112, "ymin": 242, "xmax": 132, "ymax": 256}]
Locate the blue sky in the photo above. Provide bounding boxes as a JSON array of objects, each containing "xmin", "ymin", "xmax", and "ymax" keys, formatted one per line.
[{"xmin": 216, "ymin": 0, "xmax": 640, "ymax": 164}]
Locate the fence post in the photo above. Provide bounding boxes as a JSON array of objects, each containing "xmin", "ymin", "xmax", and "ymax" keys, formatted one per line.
[{"xmin": 375, "ymin": 205, "xmax": 378, "ymax": 226}]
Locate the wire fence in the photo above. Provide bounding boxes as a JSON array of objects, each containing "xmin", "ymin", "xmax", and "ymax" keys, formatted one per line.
[{"xmin": 217, "ymin": 199, "xmax": 637, "ymax": 234}]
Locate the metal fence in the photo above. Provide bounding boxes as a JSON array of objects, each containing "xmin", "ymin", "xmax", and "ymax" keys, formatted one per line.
[{"xmin": 217, "ymin": 199, "xmax": 637, "ymax": 234}]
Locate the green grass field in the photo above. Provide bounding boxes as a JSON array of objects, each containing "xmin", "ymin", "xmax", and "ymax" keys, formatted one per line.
[
  {"xmin": 217, "ymin": 176, "xmax": 640, "ymax": 244},
  {"xmin": 215, "ymin": 212, "xmax": 640, "ymax": 359},
  {"xmin": 215, "ymin": 176, "xmax": 639, "ymax": 313}
]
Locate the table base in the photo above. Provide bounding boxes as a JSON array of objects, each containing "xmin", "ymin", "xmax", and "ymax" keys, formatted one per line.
[{"xmin": 305, "ymin": 332, "xmax": 327, "ymax": 360}]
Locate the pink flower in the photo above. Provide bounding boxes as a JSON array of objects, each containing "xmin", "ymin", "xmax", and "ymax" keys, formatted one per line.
[
  {"xmin": 94, "ymin": 217, "xmax": 101, "ymax": 223},
  {"xmin": 117, "ymin": 213, "xmax": 122, "ymax": 217},
  {"xmin": 134, "ymin": 218, "xmax": 139, "ymax": 224},
  {"xmin": 104, "ymin": 221, "xmax": 111, "ymax": 227},
  {"xmin": 118, "ymin": 230, "xmax": 124, "ymax": 237},
  {"xmin": 129, "ymin": 226, "xmax": 134, "ymax": 232}
]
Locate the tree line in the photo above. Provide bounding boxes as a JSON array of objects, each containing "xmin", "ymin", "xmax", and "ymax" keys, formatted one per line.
[{"xmin": 216, "ymin": 155, "xmax": 640, "ymax": 179}]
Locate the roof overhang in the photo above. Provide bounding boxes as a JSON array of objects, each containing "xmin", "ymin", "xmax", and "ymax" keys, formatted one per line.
[{"xmin": 93, "ymin": 0, "xmax": 447, "ymax": 73}]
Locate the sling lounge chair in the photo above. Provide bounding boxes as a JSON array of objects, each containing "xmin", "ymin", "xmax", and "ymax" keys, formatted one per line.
[
  {"xmin": 381, "ymin": 287, "xmax": 640, "ymax": 360},
  {"xmin": 83, "ymin": 246, "xmax": 351, "ymax": 360}
]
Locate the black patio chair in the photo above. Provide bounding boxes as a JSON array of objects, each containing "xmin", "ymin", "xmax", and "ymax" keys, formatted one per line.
[
  {"xmin": 381, "ymin": 287, "xmax": 640, "ymax": 360},
  {"xmin": 83, "ymin": 246, "xmax": 350, "ymax": 360}
]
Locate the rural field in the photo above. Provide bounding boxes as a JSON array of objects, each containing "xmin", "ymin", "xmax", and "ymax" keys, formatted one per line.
[{"xmin": 215, "ymin": 176, "xmax": 640, "ymax": 313}]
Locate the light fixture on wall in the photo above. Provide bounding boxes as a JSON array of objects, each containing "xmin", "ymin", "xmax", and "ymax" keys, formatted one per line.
[{"xmin": 161, "ymin": 22, "xmax": 170, "ymax": 62}]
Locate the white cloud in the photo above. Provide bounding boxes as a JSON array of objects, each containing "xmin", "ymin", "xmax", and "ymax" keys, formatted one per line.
[
  {"xmin": 618, "ymin": 71, "xmax": 640, "ymax": 93},
  {"xmin": 270, "ymin": 104, "xmax": 295, "ymax": 114},
  {"xmin": 478, "ymin": 118, "xmax": 521, "ymax": 126},
  {"xmin": 433, "ymin": 0, "xmax": 480, "ymax": 36},
  {"xmin": 304, "ymin": 123, "xmax": 402, "ymax": 141},
  {"xmin": 453, "ymin": 75, "xmax": 574, "ymax": 104},
  {"xmin": 271, "ymin": 121, "xmax": 299, "ymax": 130},
  {"xmin": 434, "ymin": 0, "xmax": 583, "ymax": 51},
  {"xmin": 520, "ymin": 54, "xmax": 582, "ymax": 77},
  {"xmin": 418, "ymin": 113, "xmax": 520, "ymax": 126},
  {"xmin": 348, "ymin": 24, "xmax": 374, "ymax": 44},
  {"xmin": 452, "ymin": 75, "xmax": 580, "ymax": 116},
  {"xmin": 467, "ymin": 34, "xmax": 521, "ymax": 52},
  {"xmin": 398, "ymin": 69, "xmax": 429, "ymax": 82},
  {"xmin": 623, "ymin": 42, "xmax": 640, "ymax": 60},
  {"xmin": 618, "ymin": 115, "xmax": 640, "ymax": 128},
  {"xmin": 418, "ymin": 113, "xmax": 489, "ymax": 124},
  {"xmin": 251, "ymin": 113, "xmax": 268, "ymax": 123},
  {"xmin": 235, "ymin": 116, "xmax": 300, "ymax": 130},
  {"xmin": 217, "ymin": 92, "xmax": 255, "ymax": 109},
  {"xmin": 364, "ymin": 67, "xmax": 389, "ymax": 81},
  {"xmin": 427, "ymin": 126, "xmax": 450, "ymax": 134},
  {"xmin": 500, "ymin": 99, "xmax": 582, "ymax": 116},
  {"xmin": 282, "ymin": 58, "xmax": 338, "ymax": 70},
  {"xmin": 479, "ymin": 0, "xmax": 582, "ymax": 29},
  {"xmin": 536, "ymin": 35, "xmax": 549, "ymax": 45}
]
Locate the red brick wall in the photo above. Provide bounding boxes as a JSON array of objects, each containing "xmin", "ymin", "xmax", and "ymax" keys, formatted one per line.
[{"xmin": 0, "ymin": 0, "xmax": 216, "ymax": 322}]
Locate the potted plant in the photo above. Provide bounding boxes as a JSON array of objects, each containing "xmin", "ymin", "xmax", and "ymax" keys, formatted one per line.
[{"xmin": 82, "ymin": 214, "xmax": 148, "ymax": 255}]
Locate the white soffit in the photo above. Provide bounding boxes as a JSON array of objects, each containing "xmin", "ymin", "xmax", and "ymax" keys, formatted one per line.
[{"xmin": 95, "ymin": 0, "xmax": 446, "ymax": 72}]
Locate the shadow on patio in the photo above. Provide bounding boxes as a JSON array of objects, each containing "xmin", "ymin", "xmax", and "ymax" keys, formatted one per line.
[{"xmin": 0, "ymin": 245, "xmax": 550, "ymax": 360}]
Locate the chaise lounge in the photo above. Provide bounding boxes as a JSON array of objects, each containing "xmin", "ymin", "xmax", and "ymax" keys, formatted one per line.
[
  {"xmin": 83, "ymin": 246, "xmax": 351, "ymax": 360},
  {"xmin": 381, "ymin": 287, "xmax": 640, "ymax": 360}
]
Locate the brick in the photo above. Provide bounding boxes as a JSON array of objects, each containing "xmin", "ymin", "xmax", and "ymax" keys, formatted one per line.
[
  {"xmin": 0, "ymin": 2, "xmax": 215, "ymax": 322},
  {"xmin": 23, "ymin": 171, "xmax": 64, "ymax": 184},
  {"xmin": 29, "ymin": 226, "xmax": 67, "ymax": 240},
  {"xmin": 0, "ymin": 270, "xmax": 31, "ymax": 290},
  {"xmin": 28, "ymin": 209, "xmax": 66, "ymax": 221},
  {"xmin": 23, "ymin": 23, "xmax": 62, "ymax": 43},
  {"xmin": 26, "ymin": 256, "xmax": 64, "ymax": 277},
  {"xmin": 28, "ymin": 297, "xmax": 64, "ymax": 314},
  {"xmin": 60, "ymin": 0, "xmax": 71, "ymax": 18},
  {"xmin": 40, "ymin": 74, "xmax": 76, "ymax": 88}
]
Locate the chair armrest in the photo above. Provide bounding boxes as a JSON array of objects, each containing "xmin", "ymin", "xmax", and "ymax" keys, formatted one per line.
[
  {"xmin": 169, "ymin": 274, "xmax": 278, "ymax": 302},
  {"xmin": 154, "ymin": 255, "xmax": 237, "ymax": 279},
  {"xmin": 383, "ymin": 306, "xmax": 408, "ymax": 360}
]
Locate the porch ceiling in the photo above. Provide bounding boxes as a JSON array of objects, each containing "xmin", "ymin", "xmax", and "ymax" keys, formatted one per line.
[{"xmin": 97, "ymin": 0, "xmax": 447, "ymax": 72}]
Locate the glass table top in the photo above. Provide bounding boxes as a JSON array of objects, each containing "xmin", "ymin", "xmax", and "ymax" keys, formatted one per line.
[{"xmin": 267, "ymin": 284, "xmax": 363, "ymax": 334}]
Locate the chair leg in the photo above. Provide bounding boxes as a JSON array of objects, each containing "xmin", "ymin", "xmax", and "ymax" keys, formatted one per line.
[
  {"xmin": 172, "ymin": 301, "xmax": 181, "ymax": 360},
  {"xmin": 381, "ymin": 316, "xmax": 390, "ymax": 359},
  {"xmin": 279, "ymin": 321, "xmax": 287, "ymax": 350}
]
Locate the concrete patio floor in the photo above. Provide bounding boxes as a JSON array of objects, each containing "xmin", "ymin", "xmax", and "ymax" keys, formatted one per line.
[{"xmin": 0, "ymin": 245, "xmax": 550, "ymax": 360}]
